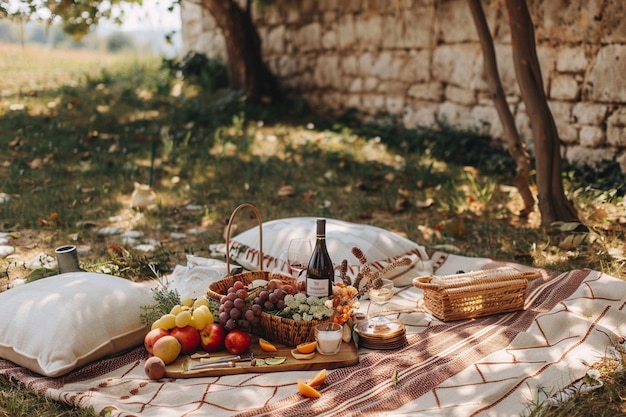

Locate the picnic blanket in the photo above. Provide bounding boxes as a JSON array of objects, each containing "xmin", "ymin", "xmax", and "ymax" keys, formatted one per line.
[{"xmin": 2, "ymin": 251, "xmax": 626, "ymax": 417}]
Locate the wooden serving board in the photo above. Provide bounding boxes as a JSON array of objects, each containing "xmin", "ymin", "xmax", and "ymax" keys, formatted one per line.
[{"xmin": 165, "ymin": 340, "xmax": 359, "ymax": 378}]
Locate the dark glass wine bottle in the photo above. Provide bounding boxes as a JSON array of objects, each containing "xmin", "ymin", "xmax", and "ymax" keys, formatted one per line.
[{"xmin": 306, "ymin": 219, "xmax": 334, "ymax": 297}]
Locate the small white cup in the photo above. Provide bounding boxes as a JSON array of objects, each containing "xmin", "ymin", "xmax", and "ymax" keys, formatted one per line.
[{"xmin": 315, "ymin": 322, "xmax": 343, "ymax": 355}]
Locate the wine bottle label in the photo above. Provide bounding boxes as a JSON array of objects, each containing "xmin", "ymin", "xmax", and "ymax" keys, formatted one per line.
[{"xmin": 306, "ymin": 278, "xmax": 330, "ymax": 297}]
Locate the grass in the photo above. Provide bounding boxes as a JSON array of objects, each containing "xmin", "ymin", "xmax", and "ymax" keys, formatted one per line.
[{"xmin": 1, "ymin": 42, "xmax": 626, "ymax": 416}]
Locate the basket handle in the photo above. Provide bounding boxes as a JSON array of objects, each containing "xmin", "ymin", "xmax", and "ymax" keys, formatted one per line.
[{"xmin": 225, "ymin": 203, "xmax": 263, "ymax": 275}]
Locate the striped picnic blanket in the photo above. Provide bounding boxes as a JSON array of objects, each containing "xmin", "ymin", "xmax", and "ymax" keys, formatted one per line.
[{"xmin": 1, "ymin": 252, "xmax": 625, "ymax": 417}]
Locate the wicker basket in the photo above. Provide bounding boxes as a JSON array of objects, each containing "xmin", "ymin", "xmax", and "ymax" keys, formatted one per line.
[
  {"xmin": 412, "ymin": 266, "xmax": 541, "ymax": 321},
  {"xmin": 206, "ymin": 203, "xmax": 324, "ymax": 346}
]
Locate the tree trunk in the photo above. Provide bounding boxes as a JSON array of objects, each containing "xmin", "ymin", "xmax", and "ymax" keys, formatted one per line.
[
  {"xmin": 505, "ymin": 0, "xmax": 578, "ymax": 226},
  {"xmin": 201, "ymin": 0, "xmax": 279, "ymax": 102},
  {"xmin": 467, "ymin": 0, "xmax": 535, "ymax": 217}
]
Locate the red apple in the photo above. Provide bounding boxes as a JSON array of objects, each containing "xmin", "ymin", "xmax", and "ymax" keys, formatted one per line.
[
  {"xmin": 224, "ymin": 329, "xmax": 251, "ymax": 355},
  {"xmin": 170, "ymin": 325, "xmax": 201, "ymax": 355},
  {"xmin": 144, "ymin": 328, "xmax": 169, "ymax": 354},
  {"xmin": 200, "ymin": 323, "xmax": 226, "ymax": 352}
]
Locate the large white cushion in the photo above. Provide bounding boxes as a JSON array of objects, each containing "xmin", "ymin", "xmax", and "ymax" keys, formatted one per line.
[
  {"xmin": 225, "ymin": 217, "xmax": 432, "ymax": 284},
  {"xmin": 0, "ymin": 272, "xmax": 154, "ymax": 377}
]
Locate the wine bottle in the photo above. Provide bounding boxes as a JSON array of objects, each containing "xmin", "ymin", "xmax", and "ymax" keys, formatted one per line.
[{"xmin": 306, "ymin": 219, "xmax": 334, "ymax": 297}]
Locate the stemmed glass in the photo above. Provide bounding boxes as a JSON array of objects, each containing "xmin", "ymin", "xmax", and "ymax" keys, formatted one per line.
[
  {"xmin": 287, "ymin": 238, "xmax": 312, "ymax": 291},
  {"xmin": 367, "ymin": 278, "xmax": 395, "ymax": 326}
]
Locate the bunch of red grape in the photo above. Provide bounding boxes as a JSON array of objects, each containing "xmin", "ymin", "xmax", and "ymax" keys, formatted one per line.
[
  {"xmin": 252, "ymin": 288, "xmax": 287, "ymax": 312},
  {"xmin": 218, "ymin": 281, "xmax": 262, "ymax": 331}
]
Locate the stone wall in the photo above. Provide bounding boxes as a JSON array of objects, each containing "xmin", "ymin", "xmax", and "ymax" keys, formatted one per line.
[{"xmin": 181, "ymin": 0, "xmax": 626, "ymax": 174}]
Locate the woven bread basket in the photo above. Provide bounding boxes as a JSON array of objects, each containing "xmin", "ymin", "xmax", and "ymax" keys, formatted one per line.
[
  {"xmin": 412, "ymin": 266, "xmax": 541, "ymax": 321},
  {"xmin": 207, "ymin": 203, "xmax": 324, "ymax": 346}
]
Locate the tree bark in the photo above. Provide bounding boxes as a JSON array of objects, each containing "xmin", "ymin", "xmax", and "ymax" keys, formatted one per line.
[
  {"xmin": 201, "ymin": 0, "xmax": 279, "ymax": 102},
  {"xmin": 467, "ymin": 0, "xmax": 535, "ymax": 217},
  {"xmin": 505, "ymin": 0, "xmax": 578, "ymax": 226}
]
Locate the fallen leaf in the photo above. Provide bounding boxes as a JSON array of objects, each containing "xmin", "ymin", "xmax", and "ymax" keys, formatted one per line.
[
  {"xmin": 415, "ymin": 198, "xmax": 434, "ymax": 209},
  {"xmin": 277, "ymin": 184, "xmax": 295, "ymax": 197},
  {"xmin": 29, "ymin": 158, "xmax": 43, "ymax": 169}
]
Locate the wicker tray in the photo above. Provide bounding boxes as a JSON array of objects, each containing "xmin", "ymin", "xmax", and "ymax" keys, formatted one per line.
[
  {"xmin": 412, "ymin": 267, "xmax": 541, "ymax": 321},
  {"xmin": 207, "ymin": 203, "xmax": 324, "ymax": 346}
]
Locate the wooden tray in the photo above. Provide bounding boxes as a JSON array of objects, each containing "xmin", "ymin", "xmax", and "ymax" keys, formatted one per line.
[{"xmin": 165, "ymin": 340, "xmax": 359, "ymax": 378}]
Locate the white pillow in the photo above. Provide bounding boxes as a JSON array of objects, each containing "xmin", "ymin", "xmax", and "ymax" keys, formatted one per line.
[
  {"xmin": 0, "ymin": 272, "xmax": 155, "ymax": 377},
  {"xmin": 225, "ymin": 217, "xmax": 431, "ymax": 284}
]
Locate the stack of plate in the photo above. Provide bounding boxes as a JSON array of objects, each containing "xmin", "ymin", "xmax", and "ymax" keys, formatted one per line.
[{"xmin": 354, "ymin": 319, "xmax": 407, "ymax": 350}]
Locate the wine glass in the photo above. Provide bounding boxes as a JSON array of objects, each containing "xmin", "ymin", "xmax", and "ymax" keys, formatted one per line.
[
  {"xmin": 287, "ymin": 238, "xmax": 312, "ymax": 291},
  {"xmin": 367, "ymin": 278, "xmax": 395, "ymax": 327}
]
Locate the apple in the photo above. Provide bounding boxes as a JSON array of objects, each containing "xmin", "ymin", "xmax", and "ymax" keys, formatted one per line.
[
  {"xmin": 144, "ymin": 328, "xmax": 169, "ymax": 354},
  {"xmin": 224, "ymin": 329, "xmax": 251, "ymax": 355},
  {"xmin": 200, "ymin": 323, "xmax": 226, "ymax": 352},
  {"xmin": 170, "ymin": 325, "xmax": 201, "ymax": 355}
]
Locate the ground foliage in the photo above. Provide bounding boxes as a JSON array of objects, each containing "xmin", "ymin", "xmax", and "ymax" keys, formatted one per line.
[{"xmin": 1, "ymin": 43, "xmax": 626, "ymax": 416}]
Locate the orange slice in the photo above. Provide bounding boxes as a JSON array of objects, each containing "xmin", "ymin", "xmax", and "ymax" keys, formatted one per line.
[
  {"xmin": 297, "ymin": 380, "xmax": 321, "ymax": 398},
  {"xmin": 306, "ymin": 369, "xmax": 326, "ymax": 387},
  {"xmin": 259, "ymin": 338, "xmax": 278, "ymax": 352},
  {"xmin": 291, "ymin": 348, "xmax": 315, "ymax": 360},
  {"xmin": 296, "ymin": 341, "xmax": 317, "ymax": 354}
]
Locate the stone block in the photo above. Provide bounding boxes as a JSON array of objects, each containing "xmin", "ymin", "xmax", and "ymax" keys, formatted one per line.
[
  {"xmin": 345, "ymin": 94, "xmax": 361, "ymax": 110},
  {"xmin": 357, "ymin": 53, "xmax": 375, "ymax": 76},
  {"xmin": 483, "ymin": 44, "xmax": 519, "ymax": 95},
  {"xmin": 471, "ymin": 106, "xmax": 503, "ymax": 138},
  {"xmin": 382, "ymin": 8, "xmax": 434, "ymax": 49},
  {"xmin": 564, "ymin": 146, "xmax": 616, "ymax": 171},
  {"xmin": 445, "ymin": 85, "xmax": 476, "ymax": 106},
  {"xmin": 364, "ymin": 77, "xmax": 379, "ymax": 92},
  {"xmin": 355, "ymin": 14, "xmax": 383, "ymax": 49},
  {"xmin": 589, "ymin": 45, "xmax": 626, "ymax": 103},
  {"xmin": 407, "ymin": 82, "xmax": 444, "ymax": 101},
  {"xmin": 433, "ymin": 44, "xmax": 481, "ymax": 88},
  {"xmin": 274, "ymin": 56, "xmax": 297, "ymax": 78},
  {"xmin": 550, "ymin": 74, "xmax": 579, "ymax": 100},
  {"xmin": 322, "ymin": 27, "xmax": 337, "ymax": 50},
  {"xmin": 362, "ymin": 94, "xmax": 386, "ymax": 114},
  {"xmin": 342, "ymin": 55, "xmax": 358, "ymax": 75},
  {"xmin": 607, "ymin": 107, "xmax": 626, "ymax": 147},
  {"xmin": 266, "ymin": 26, "xmax": 286, "ymax": 54},
  {"xmin": 556, "ymin": 47, "xmax": 588, "ymax": 73},
  {"xmin": 530, "ymin": 0, "xmax": 602, "ymax": 43},
  {"xmin": 436, "ymin": 0, "xmax": 479, "ymax": 43},
  {"xmin": 600, "ymin": 0, "xmax": 626, "ymax": 43},
  {"xmin": 337, "ymin": 15, "xmax": 356, "ymax": 49},
  {"xmin": 296, "ymin": 22, "xmax": 322, "ymax": 51},
  {"xmin": 437, "ymin": 101, "xmax": 472, "ymax": 128},
  {"xmin": 402, "ymin": 100, "xmax": 439, "ymax": 128},
  {"xmin": 261, "ymin": 1, "xmax": 287, "ymax": 25},
  {"xmin": 386, "ymin": 96, "xmax": 405, "ymax": 115},
  {"xmin": 371, "ymin": 51, "xmax": 402, "ymax": 80},
  {"xmin": 557, "ymin": 123, "xmax": 578, "ymax": 144},
  {"xmin": 547, "ymin": 101, "xmax": 572, "ymax": 125},
  {"xmin": 579, "ymin": 126, "xmax": 605, "ymax": 148},
  {"xmin": 318, "ymin": 0, "xmax": 339, "ymax": 12},
  {"xmin": 378, "ymin": 81, "xmax": 407, "ymax": 95},
  {"xmin": 572, "ymin": 103, "xmax": 607, "ymax": 125},
  {"xmin": 398, "ymin": 50, "xmax": 431, "ymax": 83},
  {"xmin": 314, "ymin": 55, "xmax": 341, "ymax": 88},
  {"xmin": 348, "ymin": 78, "xmax": 363, "ymax": 93}
]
